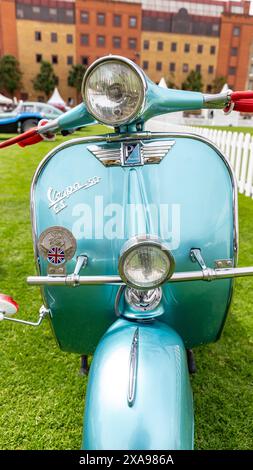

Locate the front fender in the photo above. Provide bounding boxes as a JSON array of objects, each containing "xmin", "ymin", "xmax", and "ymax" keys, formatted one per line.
[{"xmin": 83, "ymin": 319, "xmax": 194, "ymax": 450}]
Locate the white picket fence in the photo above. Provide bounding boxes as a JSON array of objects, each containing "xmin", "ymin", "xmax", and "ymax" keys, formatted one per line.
[{"xmin": 147, "ymin": 119, "xmax": 253, "ymax": 198}]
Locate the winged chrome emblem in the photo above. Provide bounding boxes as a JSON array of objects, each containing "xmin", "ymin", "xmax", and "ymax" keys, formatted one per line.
[{"xmin": 87, "ymin": 140, "xmax": 175, "ymax": 167}]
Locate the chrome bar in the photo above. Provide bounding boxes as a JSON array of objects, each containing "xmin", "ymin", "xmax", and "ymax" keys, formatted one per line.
[
  {"xmin": 27, "ymin": 266, "xmax": 253, "ymax": 286},
  {"xmin": 203, "ymin": 91, "xmax": 231, "ymax": 109},
  {"xmin": 1, "ymin": 305, "xmax": 50, "ymax": 327},
  {"xmin": 27, "ymin": 275, "xmax": 123, "ymax": 286}
]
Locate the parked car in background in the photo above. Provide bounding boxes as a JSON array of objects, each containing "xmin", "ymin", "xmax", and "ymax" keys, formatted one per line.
[{"xmin": 0, "ymin": 101, "xmax": 63, "ymax": 133}]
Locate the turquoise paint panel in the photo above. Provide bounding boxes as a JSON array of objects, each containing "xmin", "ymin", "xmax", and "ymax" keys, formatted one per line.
[
  {"xmin": 83, "ymin": 319, "xmax": 193, "ymax": 450},
  {"xmin": 142, "ymin": 79, "xmax": 203, "ymax": 122},
  {"xmin": 57, "ymin": 103, "xmax": 95, "ymax": 130},
  {"xmin": 32, "ymin": 133, "xmax": 235, "ymax": 353}
]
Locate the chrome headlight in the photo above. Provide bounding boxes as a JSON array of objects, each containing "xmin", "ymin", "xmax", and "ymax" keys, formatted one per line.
[
  {"xmin": 118, "ymin": 236, "xmax": 175, "ymax": 289},
  {"xmin": 81, "ymin": 56, "xmax": 146, "ymax": 126}
]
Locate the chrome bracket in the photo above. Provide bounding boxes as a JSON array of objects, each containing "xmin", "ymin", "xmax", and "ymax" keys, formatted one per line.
[
  {"xmin": 190, "ymin": 248, "xmax": 212, "ymax": 281},
  {"xmin": 190, "ymin": 248, "xmax": 207, "ymax": 270},
  {"xmin": 68, "ymin": 255, "xmax": 88, "ymax": 287},
  {"xmin": 215, "ymin": 259, "xmax": 233, "ymax": 269},
  {"xmin": 0, "ymin": 305, "xmax": 51, "ymax": 327}
]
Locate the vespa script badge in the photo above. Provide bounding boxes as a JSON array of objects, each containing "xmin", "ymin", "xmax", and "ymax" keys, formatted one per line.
[{"xmin": 38, "ymin": 226, "xmax": 77, "ymax": 275}]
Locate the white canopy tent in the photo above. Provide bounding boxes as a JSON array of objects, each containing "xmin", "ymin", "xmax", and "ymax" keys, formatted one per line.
[
  {"xmin": 47, "ymin": 87, "xmax": 66, "ymax": 107},
  {"xmin": 158, "ymin": 77, "xmax": 167, "ymax": 89},
  {"xmin": 0, "ymin": 93, "xmax": 13, "ymax": 105}
]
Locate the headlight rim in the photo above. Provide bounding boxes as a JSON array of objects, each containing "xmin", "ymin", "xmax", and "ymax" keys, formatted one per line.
[
  {"xmin": 81, "ymin": 55, "xmax": 147, "ymax": 126},
  {"xmin": 118, "ymin": 235, "xmax": 175, "ymax": 290}
]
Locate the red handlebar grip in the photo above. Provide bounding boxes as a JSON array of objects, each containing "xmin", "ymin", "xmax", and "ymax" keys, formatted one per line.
[
  {"xmin": 231, "ymin": 91, "xmax": 253, "ymax": 100},
  {"xmin": 233, "ymin": 100, "xmax": 253, "ymax": 112},
  {"xmin": 0, "ymin": 127, "xmax": 40, "ymax": 149}
]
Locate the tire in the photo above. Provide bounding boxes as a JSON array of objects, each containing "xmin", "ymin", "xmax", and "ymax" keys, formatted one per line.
[{"xmin": 21, "ymin": 119, "xmax": 38, "ymax": 132}]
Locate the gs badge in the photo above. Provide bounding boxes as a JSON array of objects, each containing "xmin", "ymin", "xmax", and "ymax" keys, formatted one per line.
[{"xmin": 38, "ymin": 226, "xmax": 76, "ymax": 275}]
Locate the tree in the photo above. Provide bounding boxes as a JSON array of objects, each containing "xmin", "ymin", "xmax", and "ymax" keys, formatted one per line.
[
  {"xmin": 68, "ymin": 64, "xmax": 87, "ymax": 98},
  {"xmin": 211, "ymin": 76, "xmax": 227, "ymax": 93},
  {"xmin": 0, "ymin": 55, "xmax": 22, "ymax": 97},
  {"xmin": 166, "ymin": 80, "xmax": 178, "ymax": 89},
  {"xmin": 182, "ymin": 70, "xmax": 203, "ymax": 92},
  {"xmin": 166, "ymin": 72, "xmax": 178, "ymax": 89},
  {"xmin": 33, "ymin": 61, "xmax": 58, "ymax": 99}
]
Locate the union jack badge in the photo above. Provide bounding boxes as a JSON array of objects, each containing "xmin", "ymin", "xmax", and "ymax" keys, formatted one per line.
[{"xmin": 47, "ymin": 247, "xmax": 65, "ymax": 265}]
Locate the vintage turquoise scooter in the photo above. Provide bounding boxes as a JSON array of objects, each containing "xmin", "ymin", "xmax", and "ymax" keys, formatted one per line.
[{"xmin": 1, "ymin": 55, "xmax": 253, "ymax": 450}]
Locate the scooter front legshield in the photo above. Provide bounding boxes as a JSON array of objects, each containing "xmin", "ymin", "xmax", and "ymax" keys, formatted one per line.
[{"xmin": 82, "ymin": 319, "xmax": 194, "ymax": 450}]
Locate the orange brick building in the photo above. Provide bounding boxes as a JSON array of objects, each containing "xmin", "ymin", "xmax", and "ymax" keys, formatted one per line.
[
  {"xmin": 216, "ymin": 1, "xmax": 253, "ymax": 90},
  {"xmin": 75, "ymin": 0, "xmax": 142, "ymax": 67},
  {"xmin": 0, "ymin": 0, "xmax": 18, "ymax": 57}
]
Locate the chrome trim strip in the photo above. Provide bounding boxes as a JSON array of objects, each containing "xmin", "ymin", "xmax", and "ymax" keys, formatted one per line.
[
  {"xmin": 128, "ymin": 327, "xmax": 139, "ymax": 407},
  {"xmin": 27, "ymin": 266, "xmax": 253, "ymax": 286},
  {"xmin": 30, "ymin": 130, "xmax": 238, "ymax": 281}
]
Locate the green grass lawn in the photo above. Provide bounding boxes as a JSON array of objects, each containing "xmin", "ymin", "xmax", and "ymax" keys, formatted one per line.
[{"xmin": 0, "ymin": 126, "xmax": 252, "ymax": 450}]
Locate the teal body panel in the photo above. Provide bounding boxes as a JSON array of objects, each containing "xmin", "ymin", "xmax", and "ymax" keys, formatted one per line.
[
  {"xmin": 83, "ymin": 319, "xmax": 193, "ymax": 450},
  {"xmin": 32, "ymin": 133, "xmax": 235, "ymax": 353},
  {"xmin": 57, "ymin": 80, "xmax": 203, "ymax": 132}
]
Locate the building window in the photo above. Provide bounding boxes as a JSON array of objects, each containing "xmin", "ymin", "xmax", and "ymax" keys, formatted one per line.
[
  {"xmin": 156, "ymin": 62, "xmax": 162, "ymax": 71},
  {"xmin": 81, "ymin": 56, "xmax": 89, "ymax": 66},
  {"xmin": 17, "ymin": 8, "xmax": 24, "ymax": 18},
  {"xmin": 66, "ymin": 10, "xmax": 73, "ymax": 18},
  {"xmin": 171, "ymin": 42, "xmax": 177, "ymax": 52},
  {"xmin": 169, "ymin": 62, "xmax": 176, "ymax": 72},
  {"xmin": 233, "ymin": 26, "xmax": 240, "ymax": 36},
  {"xmin": 35, "ymin": 31, "xmax": 41, "ymax": 41},
  {"xmin": 52, "ymin": 55, "xmax": 58, "ymax": 64},
  {"xmin": 210, "ymin": 45, "xmax": 216, "ymax": 55},
  {"xmin": 20, "ymin": 92, "xmax": 28, "ymax": 101},
  {"xmin": 97, "ymin": 35, "xmax": 105, "ymax": 47},
  {"xmin": 183, "ymin": 63, "xmax": 189, "ymax": 73},
  {"xmin": 228, "ymin": 66, "xmax": 236, "ymax": 75},
  {"xmin": 212, "ymin": 24, "xmax": 219, "ymax": 33},
  {"xmin": 197, "ymin": 44, "xmax": 203, "ymax": 53},
  {"xmin": 80, "ymin": 34, "xmax": 89, "ymax": 46},
  {"xmin": 157, "ymin": 41, "xmax": 163, "ymax": 51},
  {"xmin": 80, "ymin": 11, "xmax": 89, "ymax": 23},
  {"xmin": 143, "ymin": 40, "xmax": 149, "ymax": 50},
  {"xmin": 143, "ymin": 61, "xmax": 149, "ymax": 70},
  {"xmin": 32, "ymin": 6, "xmax": 40, "ymax": 14},
  {"xmin": 184, "ymin": 43, "xmax": 190, "ymax": 53},
  {"xmin": 249, "ymin": 79, "xmax": 253, "ymax": 90},
  {"xmin": 250, "ymin": 64, "xmax": 253, "ymax": 74},
  {"xmin": 113, "ymin": 14, "xmax": 121, "ymax": 27},
  {"xmin": 196, "ymin": 64, "xmax": 201, "ymax": 72},
  {"xmin": 231, "ymin": 47, "xmax": 238, "ymax": 56},
  {"xmin": 128, "ymin": 38, "xmax": 137, "ymax": 50},
  {"xmin": 129, "ymin": 16, "xmax": 137, "ymax": 28},
  {"xmin": 66, "ymin": 34, "xmax": 73, "ymax": 44},
  {"xmin": 97, "ymin": 13, "xmax": 105, "ymax": 25},
  {"xmin": 67, "ymin": 56, "xmax": 73, "ymax": 66},
  {"xmin": 51, "ymin": 32, "xmax": 57, "ymax": 43},
  {"xmin": 208, "ymin": 65, "xmax": 214, "ymax": 74},
  {"xmin": 113, "ymin": 37, "xmax": 121, "ymax": 49},
  {"xmin": 36, "ymin": 54, "xmax": 42, "ymax": 63},
  {"xmin": 49, "ymin": 8, "xmax": 57, "ymax": 16}
]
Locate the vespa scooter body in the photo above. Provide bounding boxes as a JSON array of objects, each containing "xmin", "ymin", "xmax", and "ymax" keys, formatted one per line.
[
  {"xmin": 3, "ymin": 55, "xmax": 248, "ymax": 451},
  {"xmin": 31, "ymin": 132, "xmax": 236, "ymax": 354}
]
